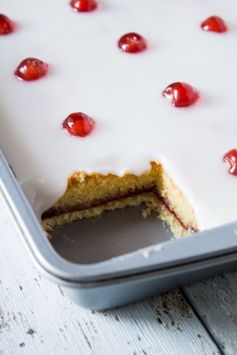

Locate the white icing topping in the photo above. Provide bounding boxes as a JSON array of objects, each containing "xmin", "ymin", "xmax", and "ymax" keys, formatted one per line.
[{"xmin": 0, "ymin": 0, "xmax": 237, "ymax": 229}]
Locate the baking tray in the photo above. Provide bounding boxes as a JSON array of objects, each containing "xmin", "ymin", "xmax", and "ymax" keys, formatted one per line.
[{"xmin": 1, "ymin": 150, "xmax": 237, "ymax": 310}]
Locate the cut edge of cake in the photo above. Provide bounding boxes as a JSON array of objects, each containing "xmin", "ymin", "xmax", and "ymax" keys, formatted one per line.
[{"xmin": 41, "ymin": 162, "xmax": 198, "ymax": 238}]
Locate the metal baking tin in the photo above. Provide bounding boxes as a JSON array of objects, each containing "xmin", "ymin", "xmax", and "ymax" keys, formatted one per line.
[{"xmin": 1, "ymin": 150, "xmax": 237, "ymax": 310}]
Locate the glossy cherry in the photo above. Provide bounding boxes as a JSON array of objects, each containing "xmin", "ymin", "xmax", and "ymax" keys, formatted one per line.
[
  {"xmin": 0, "ymin": 14, "xmax": 14, "ymax": 35},
  {"xmin": 62, "ymin": 112, "xmax": 95, "ymax": 137},
  {"xmin": 70, "ymin": 0, "xmax": 97, "ymax": 12},
  {"xmin": 201, "ymin": 16, "xmax": 228, "ymax": 33},
  {"xmin": 223, "ymin": 149, "xmax": 237, "ymax": 176},
  {"xmin": 15, "ymin": 58, "xmax": 48, "ymax": 81},
  {"xmin": 118, "ymin": 32, "xmax": 147, "ymax": 53},
  {"xmin": 162, "ymin": 82, "xmax": 199, "ymax": 107}
]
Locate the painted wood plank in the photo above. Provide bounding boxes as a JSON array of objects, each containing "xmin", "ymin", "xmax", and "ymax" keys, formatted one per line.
[
  {"xmin": 0, "ymin": 196, "xmax": 220, "ymax": 355},
  {"xmin": 184, "ymin": 272, "xmax": 237, "ymax": 355}
]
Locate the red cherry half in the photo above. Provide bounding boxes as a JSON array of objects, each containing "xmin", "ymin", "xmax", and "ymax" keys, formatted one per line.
[
  {"xmin": 70, "ymin": 0, "xmax": 98, "ymax": 12},
  {"xmin": 62, "ymin": 113, "xmax": 95, "ymax": 137},
  {"xmin": 223, "ymin": 149, "xmax": 237, "ymax": 176},
  {"xmin": 15, "ymin": 58, "xmax": 48, "ymax": 81},
  {"xmin": 118, "ymin": 32, "xmax": 147, "ymax": 54},
  {"xmin": 201, "ymin": 16, "xmax": 228, "ymax": 33},
  {"xmin": 162, "ymin": 82, "xmax": 199, "ymax": 107},
  {"xmin": 0, "ymin": 14, "xmax": 14, "ymax": 35}
]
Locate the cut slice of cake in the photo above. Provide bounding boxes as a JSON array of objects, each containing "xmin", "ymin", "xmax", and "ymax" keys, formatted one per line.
[{"xmin": 42, "ymin": 162, "xmax": 198, "ymax": 237}]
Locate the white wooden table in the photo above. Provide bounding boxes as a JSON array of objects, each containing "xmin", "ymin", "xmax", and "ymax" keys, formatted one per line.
[{"xmin": 1, "ymin": 195, "xmax": 237, "ymax": 355}]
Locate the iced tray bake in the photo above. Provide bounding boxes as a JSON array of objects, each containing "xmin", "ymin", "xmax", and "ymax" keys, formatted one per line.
[{"xmin": 0, "ymin": 0, "xmax": 237, "ymax": 237}]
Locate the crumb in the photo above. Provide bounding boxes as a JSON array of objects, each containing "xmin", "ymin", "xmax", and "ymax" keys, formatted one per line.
[
  {"xmin": 78, "ymin": 172, "xmax": 86, "ymax": 183},
  {"xmin": 26, "ymin": 328, "xmax": 35, "ymax": 336},
  {"xmin": 142, "ymin": 208, "xmax": 151, "ymax": 218},
  {"xmin": 46, "ymin": 233, "xmax": 53, "ymax": 241}
]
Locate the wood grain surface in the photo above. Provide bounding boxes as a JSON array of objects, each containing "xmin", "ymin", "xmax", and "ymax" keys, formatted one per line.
[{"xmin": 1, "ymin": 196, "xmax": 236, "ymax": 354}]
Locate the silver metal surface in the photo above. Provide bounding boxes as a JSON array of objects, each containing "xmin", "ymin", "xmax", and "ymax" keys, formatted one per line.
[
  {"xmin": 51, "ymin": 207, "xmax": 173, "ymax": 264},
  {"xmin": 1, "ymin": 150, "xmax": 237, "ymax": 309}
]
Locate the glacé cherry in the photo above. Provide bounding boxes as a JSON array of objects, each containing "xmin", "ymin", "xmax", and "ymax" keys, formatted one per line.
[
  {"xmin": 62, "ymin": 112, "xmax": 95, "ymax": 137},
  {"xmin": 201, "ymin": 16, "xmax": 228, "ymax": 33},
  {"xmin": 162, "ymin": 82, "xmax": 199, "ymax": 107},
  {"xmin": 223, "ymin": 149, "xmax": 237, "ymax": 176},
  {"xmin": 118, "ymin": 32, "xmax": 147, "ymax": 53},
  {"xmin": 70, "ymin": 0, "xmax": 97, "ymax": 12},
  {"xmin": 0, "ymin": 14, "xmax": 14, "ymax": 35},
  {"xmin": 15, "ymin": 58, "xmax": 48, "ymax": 81}
]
